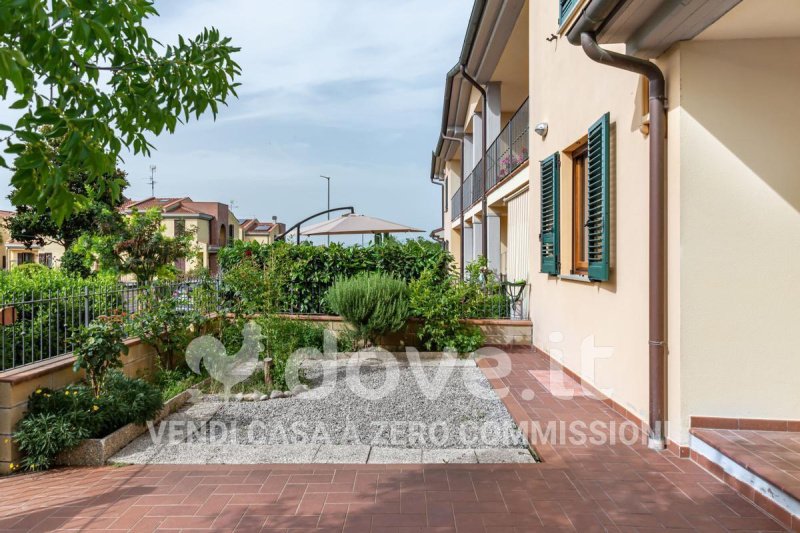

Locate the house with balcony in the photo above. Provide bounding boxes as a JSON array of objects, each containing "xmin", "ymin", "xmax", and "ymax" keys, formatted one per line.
[
  {"xmin": 120, "ymin": 197, "xmax": 241, "ymax": 274},
  {"xmin": 431, "ymin": 0, "xmax": 530, "ymax": 302},
  {"xmin": 433, "ymin": 0, "xmax": 799, "ymax": 526}
]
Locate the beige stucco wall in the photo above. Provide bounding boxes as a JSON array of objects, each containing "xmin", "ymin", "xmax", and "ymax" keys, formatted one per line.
[
  {"xmin": 528, "ymin": 0, "xmax": 682, "ymax": 436},
  {"xmin": 676, "ymin": 38, "xmax": 800, "ymax": 440}
]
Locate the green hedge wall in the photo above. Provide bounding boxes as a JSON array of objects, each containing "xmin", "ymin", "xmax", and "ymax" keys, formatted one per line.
[{"xmin": 218, "ymin": 239, "xmax": 451, "ymax": 314}]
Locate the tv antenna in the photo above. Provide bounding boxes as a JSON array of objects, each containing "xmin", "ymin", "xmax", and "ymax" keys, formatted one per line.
[{"xmin": 147, "ymin": 165, "xmax": 157, "ymax": 197}]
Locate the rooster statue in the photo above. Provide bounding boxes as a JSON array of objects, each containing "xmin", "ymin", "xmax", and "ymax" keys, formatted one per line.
[{"xmin": 185, "ymin": 321, "xmax": 264, "ymax": 401}]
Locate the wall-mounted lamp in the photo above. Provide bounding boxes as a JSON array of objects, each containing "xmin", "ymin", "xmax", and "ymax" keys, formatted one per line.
[{"xmin": 534, "ymin": 122, "xmax": 549, "ymax": 137}]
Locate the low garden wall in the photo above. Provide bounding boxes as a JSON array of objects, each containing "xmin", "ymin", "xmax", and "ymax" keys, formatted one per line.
[
  {"xmin": 0, "ymin": 338, "xmax": 158, "ymax": 473},
  {"xmin": 279, "ymin": 315, "xmax": 533, "ymax": 349}
]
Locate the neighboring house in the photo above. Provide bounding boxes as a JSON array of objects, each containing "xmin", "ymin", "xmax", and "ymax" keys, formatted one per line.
[
  {"xmin": 433, "ymin": 0, "xmax": 799, "ymax": 458},
  {"xmin": 238, "ymin": 217, "xmax": 285, "ymax": 244},
  {"xmin": 120, "ymin": 197, "xmax": 242, "ymax": 274},
  {"xmin": 0, "ymin": 210, "xmax": 65, "ymax": 270}
]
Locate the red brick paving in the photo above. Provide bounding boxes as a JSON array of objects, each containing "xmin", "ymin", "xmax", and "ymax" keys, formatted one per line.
[{"xmin": 0, "ymin": 348, "xmax": 789, "ymax": 531}]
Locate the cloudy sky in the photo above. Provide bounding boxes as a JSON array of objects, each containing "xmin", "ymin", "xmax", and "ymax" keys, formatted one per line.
[{"xmin": 0, "ymin": 0, "xmax": 472, "ymax": 236}]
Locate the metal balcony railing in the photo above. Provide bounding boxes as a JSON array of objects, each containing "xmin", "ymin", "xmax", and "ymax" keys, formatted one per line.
[
  {"xmin": 486, "ymin": 99, "xmax": 529, "ymax": 192},
  {"xmin": 448, "ymin": 99, "xmax": 530, "ymax": 222},
  {"xmin": 451, "ymin": 188, "xmax": 461, "ymax": 221}
]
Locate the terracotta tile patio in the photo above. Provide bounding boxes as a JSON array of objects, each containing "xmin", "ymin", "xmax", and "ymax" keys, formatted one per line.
[{"xmin": 0, "ymin": 348, "xmax": 789, "ymax": 531}]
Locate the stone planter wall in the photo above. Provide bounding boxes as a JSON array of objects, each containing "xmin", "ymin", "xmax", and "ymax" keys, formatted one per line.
[
  {"xmin": 0, "ymin": 338, "xmax": 158, "ymax": 473},
  {"xmin": 279, "ymin": 315, "xmax": 533, "ymax": 349},
  {"xmin": 54, "ymin": 381, "xmax": 208, "ymax": 467}
]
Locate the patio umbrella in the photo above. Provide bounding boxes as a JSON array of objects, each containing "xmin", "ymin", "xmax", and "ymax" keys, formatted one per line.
[{"xmin": 300, "ymin": 213, "xmax": 422, "ymax": 236}]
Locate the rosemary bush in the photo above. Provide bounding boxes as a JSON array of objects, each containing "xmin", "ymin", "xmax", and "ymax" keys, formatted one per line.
[{"xmin": 325, "ymin": 272, "xmax": 409, "ymax": 347}]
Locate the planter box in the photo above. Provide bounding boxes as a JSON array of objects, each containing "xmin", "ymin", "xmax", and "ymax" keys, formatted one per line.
[{"xmin": 55, "ymin": 380, "xmax": 208, "ymax": 467}]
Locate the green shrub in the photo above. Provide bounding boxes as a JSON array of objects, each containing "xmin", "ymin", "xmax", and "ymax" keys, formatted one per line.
[
  {"xmin": 127, "ymin": 291, "xmax": 206, "ymax": 370},
  {"xmin": 408, "ymin": 267, "xmax": 485, "ymax": 353},
  {"xmin": 60, "ymin": 247, "xmax": 92, "ymax": 278},
  {"xmin": 14, "ymin": 372, "xmax": 163, "ymax": 471},
  {"xmin": 72, "ymin": 315, "xmax": 128, "ymax": 396},
  {"xmin": 220, "ymin": 258, "xmax": 271, "ymax": 316},
  {"xmin": 257, "ymin": 316, "xmax": 325, "ymax": 390},
  {"xmin": 325, "ymin": 273, "xmax": 409, "ymax": 347},
  {"xmin": 155, "ymin": 366, "xmax": 205, "ymax": 401},
  {"xmin": 14, "ymin": 413, "xmax": 89, "ymax": 472}
]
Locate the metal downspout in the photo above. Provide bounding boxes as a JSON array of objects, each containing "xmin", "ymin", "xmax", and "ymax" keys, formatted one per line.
[
  {"xmin": 442, "ymin": 134, "xmax": 466, "ymax": 279},
  {"xmin": 460, "ymin": 65, "xmax": 488, "ymax": 261},
  {"xmin": 429, "ymin": 153, "xmax": 446, "ymax": 250},
  {"xmin": 580, "ymin": 32, "xmax": 668, "ymax": 450}
]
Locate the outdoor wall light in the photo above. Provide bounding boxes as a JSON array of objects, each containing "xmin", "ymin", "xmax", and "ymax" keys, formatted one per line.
[{"xmin": 534, "ymin": 122, "xmax": 549, "ymax": 137}]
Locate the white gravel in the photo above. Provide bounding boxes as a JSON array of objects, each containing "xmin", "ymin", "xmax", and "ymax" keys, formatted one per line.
[
  {"xmin": 111, "ymin": 359, "xmax": 532, "ymax": 465},
  {"xmin": 197, "ymin": 361, "xmax": 526, "ymax": 449}
]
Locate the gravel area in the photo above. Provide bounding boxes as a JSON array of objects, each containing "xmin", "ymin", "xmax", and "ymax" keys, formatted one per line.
[
  {"xmin": 111, "ymin": 358, "xmax": 532, "ymax": 465},
  {"xmin": 198, "ymin": 361, "xmax": 526, "ymax": 449}
]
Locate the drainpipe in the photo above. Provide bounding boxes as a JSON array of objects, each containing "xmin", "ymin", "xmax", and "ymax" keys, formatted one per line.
[
  {"xmin": 460, "ymin": 65, "xmax": 488, "ymax": 261},
  {"xmin": 429, "ymin": 152, "xmax": 447, "ymax": 250},
  {"xmin": 580, "ymin": 32, "xmax": 667, "ymax": 450},
  {"xmin": 442, "ymin": 134, "xmax": 465, "ymax": 279}
]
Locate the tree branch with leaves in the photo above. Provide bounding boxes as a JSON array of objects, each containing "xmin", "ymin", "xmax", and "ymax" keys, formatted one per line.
[{"xmin": 0, "ymin": 0, "xmax": 241, "ymax": 223}]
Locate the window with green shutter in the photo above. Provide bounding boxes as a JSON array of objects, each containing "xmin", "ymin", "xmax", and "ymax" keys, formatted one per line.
[
  {"xmin": 559, "ymin": 0, "xmax": 579, "ymax": 25},
  {"xmin": 540, "ymin": 153, "xmax": 560, "ymax": 275},
  {"xmin": 586, "ymin": 113, "xmax": 610, "ymax": 281}
]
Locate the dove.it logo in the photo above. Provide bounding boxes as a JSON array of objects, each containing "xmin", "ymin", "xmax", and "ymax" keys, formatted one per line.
[{"xmin": 186, "ymin": 321, "xmax": 264, "ymax": 400}]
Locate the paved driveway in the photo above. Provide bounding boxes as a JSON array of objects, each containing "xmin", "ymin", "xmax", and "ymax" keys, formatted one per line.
[{"xmin": 0, "ymin": 348, "xmax": 786, "ymax": 532}]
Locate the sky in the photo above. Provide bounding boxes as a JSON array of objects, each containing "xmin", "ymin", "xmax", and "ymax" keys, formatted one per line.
[{"xmin": 0, "ymin": 0, "xmax": 472, "ymax": 239}]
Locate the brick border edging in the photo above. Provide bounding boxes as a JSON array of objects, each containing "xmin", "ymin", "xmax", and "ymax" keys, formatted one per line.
[{"xmin": 691, "ymin": 416, "xmax": 800, "ymax": 432}]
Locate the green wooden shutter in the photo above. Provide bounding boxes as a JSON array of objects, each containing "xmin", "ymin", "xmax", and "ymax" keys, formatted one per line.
[
  {"xmin": 587, "ymin": 113, "xmax": 610, "ymax": 281},
  {"xmin": 559, "ymin": 0, "xmax": 579, "ymax": 25},
  {"xmin": 540, "ymin": 153, "xmax": 560, "ymax": 275}
]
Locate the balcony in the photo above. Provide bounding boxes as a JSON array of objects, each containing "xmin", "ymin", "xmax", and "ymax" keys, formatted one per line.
[{"xmin": 450, "ymin": 98, "xmax": 529, "ymax": 222}]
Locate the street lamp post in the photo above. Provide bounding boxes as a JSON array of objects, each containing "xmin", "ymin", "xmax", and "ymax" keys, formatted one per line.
[{"xmin": 320, "ymin": 175, "xmax": 331, "ymax": 245}]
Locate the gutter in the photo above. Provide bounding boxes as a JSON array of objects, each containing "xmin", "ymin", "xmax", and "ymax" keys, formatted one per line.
[
  {"xmin": 567, "ymin": 0, "xmax": 668, "ymax": 450},
  {"xmin": 428, "ymin": 0, "xmax": 489, "ymax": 278},
  {"xmin": 442, "ymin": 134, "xmax": 465, "ymax": 279},
  {"xmin": 460, "ymin": 65, "xmax": 488, "ymax": 261},
  {"xmin": 429, "ymin": 152, "xmax": 447, "ymax": 250}
]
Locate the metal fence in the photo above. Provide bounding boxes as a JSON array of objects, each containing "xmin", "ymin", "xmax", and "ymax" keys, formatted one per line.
[
  {"xmin": 0, "ymin": 274, "xmax": 525, "ymax": 372},
  {"xmin": 0, "ymin": 278, "xmax": 222, "ymax": 372}
]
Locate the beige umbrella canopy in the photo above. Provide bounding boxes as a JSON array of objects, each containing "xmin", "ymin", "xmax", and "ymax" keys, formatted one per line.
[{"xmin": 300, "ymin": 213, "xmax": 422, "ymax": 236}]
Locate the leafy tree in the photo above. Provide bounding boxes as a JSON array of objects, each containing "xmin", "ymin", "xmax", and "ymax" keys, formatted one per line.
[
  {"xmin": 5, "ymin": 155, "xmax": 128, "ymax": 249},
  {"xmin": 0, "ymin": 1, "xmax": 241, "ymax": 223},
  {"xmin": 79, "ymin": 208, "xmax": 194, "ymax": 283}
]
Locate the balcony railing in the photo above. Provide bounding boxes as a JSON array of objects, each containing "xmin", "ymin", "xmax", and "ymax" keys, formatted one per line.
[
  {"xmin": 449, "ymin": 99, "xmax": 529, "ymax": 222},
  {"xmin": 486, "ymin": 98, "xmax": 529, "ymax": 191}
]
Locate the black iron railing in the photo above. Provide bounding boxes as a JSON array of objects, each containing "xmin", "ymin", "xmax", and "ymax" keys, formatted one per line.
[
  {"xmin": 486, "ymin": 99, "xmax": 529, "ymax": 191},
  {"xmin": 448, "ymin": 99, "xmax": 530, "ymax": 222}
]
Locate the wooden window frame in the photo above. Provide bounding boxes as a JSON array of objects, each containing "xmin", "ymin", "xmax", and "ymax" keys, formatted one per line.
[{"xmin": 571, "ymin": 143, "xmax": 589, "ymax": 275}]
